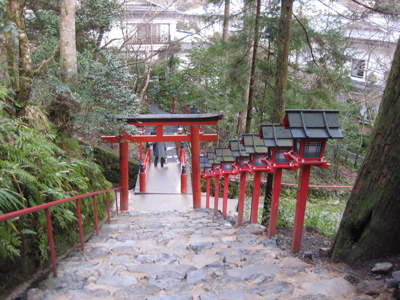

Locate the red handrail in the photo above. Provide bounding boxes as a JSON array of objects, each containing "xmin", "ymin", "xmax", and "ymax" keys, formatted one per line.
[{"xmin": 0, "ymin": 187, "xmax": 121, "ymax": 277}]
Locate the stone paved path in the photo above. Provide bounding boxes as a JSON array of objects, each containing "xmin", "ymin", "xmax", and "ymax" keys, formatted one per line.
[{"xmin": 27, "ymin": 208, "xmax": 358, "ymax": 300}]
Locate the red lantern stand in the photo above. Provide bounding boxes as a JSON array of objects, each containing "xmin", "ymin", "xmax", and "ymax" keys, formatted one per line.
[
  {"xmin": 205, "ymin": 150, "xmax": 222, "ymax": 215},
  {"xmin": 229, "ymin": 140, "xmax": 251, "ymax": 225},
  {"xmin": 241, "ymin": 134, "xmax": 270, "ymax": 224},
  {"xmin": 282, "ymin": 109, "xmax": 343, "ymax": 252},
  {"xmin": 199, "ymin": 155, "xmax": 213, "ymax": 208},
  {"xmin": 101, "ymin": 113, "xmax": 223, "ymax": 211},
  {"xmin": 259, "ymin": 124, "xmax": 297, "ymax": 238},
  {"xmin": 214, "ymin": 147, "xmax": 236, "ymax": 217}
]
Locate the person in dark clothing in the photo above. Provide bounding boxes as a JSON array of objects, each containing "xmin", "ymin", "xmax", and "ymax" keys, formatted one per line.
[{"xmin": 153, "ymin": 141, "xmax": 167, "ymax": 167}]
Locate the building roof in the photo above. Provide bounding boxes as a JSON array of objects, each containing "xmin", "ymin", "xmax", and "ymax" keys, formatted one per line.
[
  {"xmin": 282, "ymin": 109, "xmax": 343, "ymax": 139},
  {"xmin": 241, "ymin": 134, "xmax": 268, "ymax": 154},
  {"xmin": 259, "ymin": 124, "xmax": 293, "ymax": 148}
]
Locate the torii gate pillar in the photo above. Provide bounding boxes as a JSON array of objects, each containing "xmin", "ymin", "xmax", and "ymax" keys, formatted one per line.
[
  {"xmin": 102, "ymin": 113, "xmax": 223, "ymax": 211},
  {"xmin": 119, "ymin": 136, "xmax": 129, "ymax": 211},
  {"xmin": 191, "ymin": 125, "xmax": 201, "ymax": 208}
]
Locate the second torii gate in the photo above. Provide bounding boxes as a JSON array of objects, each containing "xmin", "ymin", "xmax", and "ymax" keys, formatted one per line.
[{"xmin": 101, "ymin": 113, "xmax": 223, "ymax": 211}]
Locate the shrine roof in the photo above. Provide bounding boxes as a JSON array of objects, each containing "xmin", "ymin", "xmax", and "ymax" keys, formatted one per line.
[
  {"xmin": 229, "ymin": 140, "xmax": 249, "ymax": 157},
  {"xmin": 241, "ymin": 134, "xmax": 268, "ymax": 154},
  {"xmin": 117, "ymin": 113, "xmax": 223, "ymax": 125},
  {"xmin": 259, "ymin": 124, "xmax": 293, "ymax": 148},
  {"xmin": 215, "ymin": 147, "xmax": 235, "ymax": 162},
  {"xmin": 282, "ymin": 109, "xmax": 343, "ymax": 139}
]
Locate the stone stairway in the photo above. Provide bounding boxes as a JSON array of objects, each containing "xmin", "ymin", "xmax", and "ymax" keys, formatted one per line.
[{"xmin": 26, "ymin": 205, "xmax": 357, "ymax": 300}]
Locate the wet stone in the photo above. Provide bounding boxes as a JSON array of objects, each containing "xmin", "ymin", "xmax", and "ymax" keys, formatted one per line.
[
  {"xmin": 111, "ymin": 245, "xmax": 134, "ymax": 253},
  {"xmin": 219, "ymin": 288, "xmax": 246, "ymax": 300}
]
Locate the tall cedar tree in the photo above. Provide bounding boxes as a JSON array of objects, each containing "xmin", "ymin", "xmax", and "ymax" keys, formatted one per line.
[{"xmin": 331, "ymin": 38, "xmax": 400, "ymax": 265}]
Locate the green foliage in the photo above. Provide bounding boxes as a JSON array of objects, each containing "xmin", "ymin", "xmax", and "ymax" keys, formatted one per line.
[
  {"xmin": 275, "ymin": 198, "xmax": 345, "ymax": 237},
  {"xmin": 0, "ymin": 104, "xmax": 113, "ymax": 294}
]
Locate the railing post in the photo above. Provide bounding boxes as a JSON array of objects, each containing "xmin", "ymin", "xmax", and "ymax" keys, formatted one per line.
[
  {"xmin": 139, "ymin": 163, "xmax": 146, "ymax": 192},
  {"xmin": 119, "ymin": 136, "xmax": 129, "ymax": 211},
  {"xmin": 106, "ymin": 191, "xmax": 111, "ymax": 224},
  {"xmin": 181, "ymin": 164, "xmax": 187, "ymax": 193},
  {"xmin": 114, "ymin": 189, "xmax": 119, "ymax": 215},
  {"xmin": 93, "ymin": 195, "xmax": 99, "ymax": 235},
  {"xmin": 77, "ymin": 199, "xmax": 85, "ymax": 251},
  {"xmin": 45, "ymin": 207, "xmax": 57, "ymax": 277}
]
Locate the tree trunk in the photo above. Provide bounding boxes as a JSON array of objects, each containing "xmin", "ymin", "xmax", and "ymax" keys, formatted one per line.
[
  {"xmin": 271, "ymin": 0, "xmax": 293, "ymax": 123},
  {"xmin": 331, "ymin": 38, "xmax": 400, "ymax": 265},
  {"xmin": 53, "ymin": 0, "xmax": 77, "ymax": 139},
  {"xmin": 222, "ymin": 0, "xmax": 230, "ymax": 42},
  {"xmin": 60, "ymin": 0, "xmax": 77, "ymax": 84},
  {"xmin": 7, "ymin": 0, "xmax": 33, "ymax": 113},
  {"xmin": 245, "ymin": 0, "xmax": 261, "ymax": 133},
  {"xmin": 262, "ymin": 0, "xmax": 293, "ymax": 224}
]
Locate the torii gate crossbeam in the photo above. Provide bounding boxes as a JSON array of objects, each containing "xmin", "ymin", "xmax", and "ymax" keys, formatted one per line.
[{"xmin": 101, "ymin": 113, "xmax": 223, "ymax": 211}]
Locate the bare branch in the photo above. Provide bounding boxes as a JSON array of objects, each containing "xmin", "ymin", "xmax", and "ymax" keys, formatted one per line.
[
  {"xmin": 351, "ymin": 0, "xmax": 400, "ymax": 16},
  {"xmin": 293, "ymin": 13, "xmax": 319, "ymax": 67},
  {"xmin": 34, "ymin": 45, "xmax": 59, "ymax": 74}
]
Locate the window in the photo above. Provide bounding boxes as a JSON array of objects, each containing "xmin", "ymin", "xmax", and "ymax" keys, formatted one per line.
[
  {"xmin": 254, "ymin": 155, "xmax": 265, "ymax": 167},
  {"xmin": 351, "ymin": 59, "xmax": 365, "ymax": 79},
  {"xmin": 276, "ymin": 149, "xmax": 290, "ymax": 163},
  {"xmin": 240, "ymin": 158, "xmax": 250, "ymax": 168},
  {"xmin": 294, "ymin": 139, "xmax": 301, "ymax": 156},
  {"xmin": 304, "ymin": 141, "xmax": 323, "ymax": 158},
  {"xmin": 135, "ymin": 23, "xmax": 170, "ymax": 44},
  {"xmin": 223, "ymin": 163, "xmax": 233, "ymax": 171}
]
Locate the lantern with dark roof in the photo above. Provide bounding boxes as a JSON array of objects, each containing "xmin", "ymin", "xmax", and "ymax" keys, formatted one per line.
[
  {"xmin": 206, "ymin": 150, "xmax": 221, "ymax": 174},
  {"xmin": 199, "ymin": 155, "xmax": 213, "ymax": 177},
  {"xmin": 241, "ymin": 133, "xmax": 269, "ymax": 171},
  {"xmin": 229, "ymin": 139, "xmax": 251, "ymax": 172},
  {"xmin": 215, "ymin": 147, "xmax": 236, "ymax": 174},
  {"xmin": 282, "ymin": 109, "xmax": 343, "ymax": 168},
  {"xmin": 259, "ymin": 124, "xmax": 296, "ymax": 172}
]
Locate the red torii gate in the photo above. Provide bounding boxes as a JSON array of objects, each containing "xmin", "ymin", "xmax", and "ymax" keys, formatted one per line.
[{"xmin": 101, "ymin": 113, "xmax": 223, "ymax": 211}]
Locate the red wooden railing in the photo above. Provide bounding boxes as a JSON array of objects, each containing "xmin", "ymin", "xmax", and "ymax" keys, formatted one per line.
[{"xmin": 0, "ymin": 187, "xmax": 121, "ymax": 278}]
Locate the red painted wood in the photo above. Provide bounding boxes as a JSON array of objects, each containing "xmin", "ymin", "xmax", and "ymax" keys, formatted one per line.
[
  {"xmin": 237, "ymin": 172, "xmax": 247, "ymax": 225},
  {"xmin": 291, "ymin": 165, "xmax": 311, "ymax": 252},
  {"xmin": 223, "ymin": 174, "xmax": 229, "ymax": 217},
  {"xmin": 45, "ymin": 208, "xmax": 57, "ymax": 277},
  {"xmin": 250, "ymin": 171, "xmax": 262, "ymax": 224},
  {"xmin": 206, "ymin": 177, "xmax": 211, "ymax": 208},
  {"xmin": 214, "ymin": 175, "xmax": 220, "ymax": 215},
  {"xmin": 119, "ymin": 138, "xmax": 129, "ymax": 211},
  {"xmin": 93, "ymin": 195, "xmax": 99, "ymax": 235},
  {"xmin": 191, "ymin": 125, "xmax": 202, "ymax": 208},
  {"xmin": 268, "ymin": 169, "xmax": 283, "ymax": 238},
  {"xmin": 181, "ymin": 173, "xmax": 187, "ymax": 193},
  {"xmin": 77, "ymin": 199, "xmax": 84, "ymax": 251}
]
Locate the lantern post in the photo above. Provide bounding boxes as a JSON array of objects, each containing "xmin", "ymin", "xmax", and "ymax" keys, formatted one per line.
[
  {"xmin": 206, "ymin": 151, "xmax": 221, "ymax": 215},
  {"xmin": 215, "ymin": 147, "xmax": 236, "ymax": 217},
  {"xmin": 282, "ymin": 109, "xmax": 343, "ymax": 252},
  {"xmin": 241, "ymin": 134, "xmax": 269, "ymax": 224},
  {"xmin": 229, "ymin": 140, "xmax": 251, "ymax": 225},
  {"xmin": 259, "ymin": 124, "xmax": 296, "ymax": 238}
]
